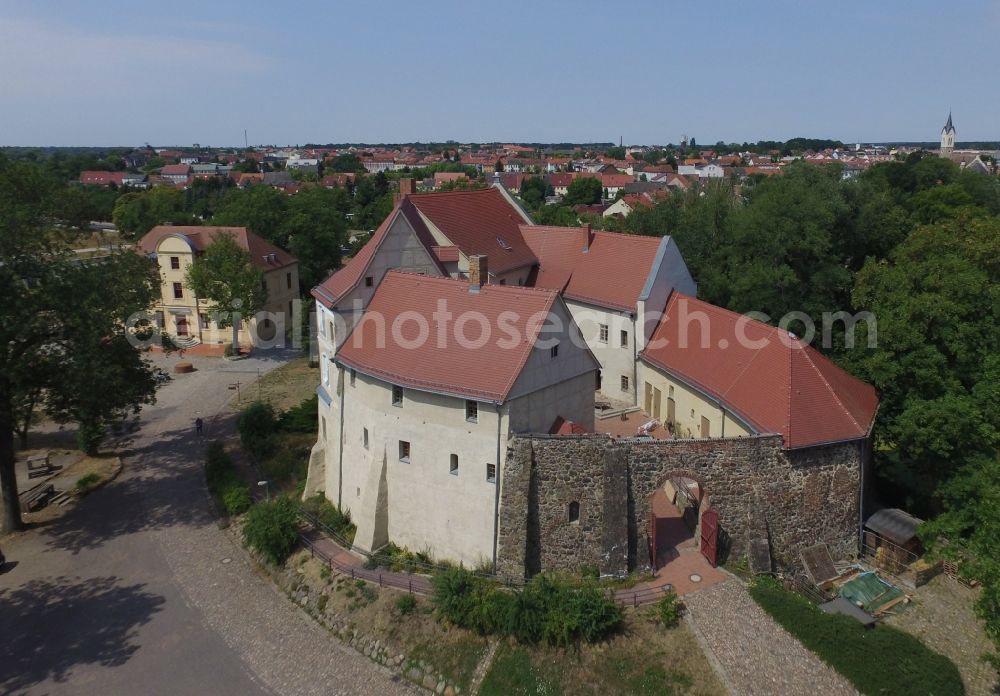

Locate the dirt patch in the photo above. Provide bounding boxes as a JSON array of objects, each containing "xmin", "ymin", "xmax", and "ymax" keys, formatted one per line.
[
  {"xmin": 887, "ymin": 574, "xmax": 999, "ymax": 695},
  {"xmin": 229, "ymin": 356, "xmax": 316, "ymax": 413},
  {"xmin": 21, "ymin": 455, "xmax": 123, "ymax": 525}
]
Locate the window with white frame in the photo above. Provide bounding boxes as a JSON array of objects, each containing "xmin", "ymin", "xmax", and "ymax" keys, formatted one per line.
[
  {"xmin": 392, "ymin": 385, "xmax": 403, "ymax": 406},
  {"xmin": 620, "ymin": 329, "xmax": 628, "ymax": 348},
  {"xmin": 599, "ymin": 324, "xmax": 609, "ymax": 343},
  {"xmin": 321, "ymin": 354, "xmax": 329, "ymax": 385},
  {"xmin": 465, "ymin": 400, "xmax": 478, "ymax": 422},
  {"xmin": 399, "ymin": 440, "xmax": 410, "ymax": 462},
  {"xmin": 620, "ymin": 375, "xmax": 630, "ymax": 392}
]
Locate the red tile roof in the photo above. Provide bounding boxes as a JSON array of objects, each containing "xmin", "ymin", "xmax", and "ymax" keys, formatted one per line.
[
  {"xmin": 136, "ymin": 226, "xmax": 297, "ymax": 271},
  {"xmin": 549, "ymin": 416, "xmax": 590, "ymax": 435},
  {"xmin": 160, "ymin": 164, "xmax": 191, "ymax": 176},
  {"xmin": 522, "ymin": 226, "xmax": 663, "ymax": 312},
  {"xmin": 336, "ymin": 271, "xmax": 559, "ymax": 402},
  {"xmin": 79, "ymin": 171, "xmax": 125, "ymax": 186},
  {"xmin": 432, "ymin": 245, "xmax": 460, "ymax": 263},
  {"xmin": 640, "ymin": 293, "xmax": 878, "ymax": 449},
  {"xmin": 406, "ymin": 187, "xmax": 536, "ymax": 274}
]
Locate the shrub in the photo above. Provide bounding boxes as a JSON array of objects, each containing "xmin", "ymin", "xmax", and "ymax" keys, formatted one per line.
[
  {"xmin": 243, "ymin": 497, "xmax": 300, "ymax": 565},
  {"xmin": 222, "ymin": 484, "xmax": 251, "ymax": 516},
  {"xmin": 301, "ymin": 494, "xmax": 356, "ymax": 543},
  {"xmin": 750, "ymin": 577, "xmax": 964, "ymax": 696},
  {"xmin": 280, "ymin": 394, "xmax": 318, "ymax": 433},
  {"xmin": 237, "ymin": 401, "xmax": 278, "ymax": 459},
  {"xmin": 431, "ymin": 568, "xmax": 622, "ymax": 646},
  {"xmin": 75, "ymin": 472, "xmax": 102, "ymax": 494},
  {"xmin": 655, "ymin": 591, "xmax": 682, "ymax": 628},
  {"xmin": 396, "ymin": 593, "xmax": 418, "ymax": 615}
]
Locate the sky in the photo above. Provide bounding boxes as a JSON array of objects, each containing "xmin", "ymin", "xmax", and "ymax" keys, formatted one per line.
[{"xmin": 2, "ymin": 0, "xmax": 999, "ymax": 147}]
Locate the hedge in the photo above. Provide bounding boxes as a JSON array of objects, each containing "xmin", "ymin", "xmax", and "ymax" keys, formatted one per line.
[{"xmin": 749, "ymin": 577, "xmax": 964, "ymax": 696}]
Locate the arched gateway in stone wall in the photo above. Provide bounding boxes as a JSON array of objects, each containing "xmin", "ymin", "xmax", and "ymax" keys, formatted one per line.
[{"xmin": 495, "ymin": 433, "xmax": 865, "ymax": 579}]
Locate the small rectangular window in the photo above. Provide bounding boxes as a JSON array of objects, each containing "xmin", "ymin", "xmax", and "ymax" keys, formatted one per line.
[
  {"xmin": 363, "ymin": 428, "xmax": 369, "ymax": 449},
  {"xmin": 392, "ymin": 385, "xmax": 403, "ymax": 406},
  {"xmin": 550, "ymin": 344, "xmax": 559, "ymax": 358},
  {"xmin": 170, "ymin": 256, "xmax": 180, "ymax": 270},
  {"xmin": 450, "ymin": 454, "xmax": 459, "ymax": 475},
  {"xmin": 599, "ymin": 324, "xmax": 609, "ymax": 343},
  {"xmin": 199, "ymin": 313, "xmax": 209, "ymax": 329},
  {"xmin": 286, "ymin": 272, "xmax": 292, "ymax": 289},
  {"xmin": 328, "ymin": 320, "xmax": 334, "ymax": 338},
  {"xmin": 466, "ymin": 400, "xmax": 478, "ymax": 422},
  {"xmin": 486, "ymin": 463, "xmax": 497, "ymax": 483},
  {"xmin": 620, "ymin": 330, "xmax": 628, "ymax": 347},
  {"xmin": 172, "ymin": 282, "xmax": 183, "ymax": 299},
  {"xmin": 321, "ymin": 417, "xmax": 327, "ymax": 439},
  {"xmin": 620, "ymin": 375, "xmax": 630, "ymax": 392},
  {"xmin": 350, "ymin": 368, "xmax": 357, "ymax": 387},
  {"xmin": 365, "ymin": 276, "xmax": 374, "ymax": 287},
  {"xmin": 399, "ymin": 440, "xmax": 410, "ymax": 462}
]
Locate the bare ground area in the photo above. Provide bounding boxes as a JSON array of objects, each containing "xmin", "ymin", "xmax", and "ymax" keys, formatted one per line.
[
  {"xmin": 886, "ymin": 574, "xmax": 999, "ymax": 695},
  {"xmin": 228, "ymin": 355, "xmax": 316, "ymax": 413}
]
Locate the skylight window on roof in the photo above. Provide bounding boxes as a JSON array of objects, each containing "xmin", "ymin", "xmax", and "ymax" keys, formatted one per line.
[{"xmin": 496, "ymin": 237, "xmax": 512, "ymax": 251}]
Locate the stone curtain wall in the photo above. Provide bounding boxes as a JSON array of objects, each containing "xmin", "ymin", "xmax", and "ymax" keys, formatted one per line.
[{"xmin": 496, "ymin": 434, "xmax": 863, "ymax": 578}]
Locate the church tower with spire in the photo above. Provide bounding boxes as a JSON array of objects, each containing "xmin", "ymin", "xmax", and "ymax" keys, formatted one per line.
[{"xmin": 940, "ymin": 112, "xmax": 956, "ymax": 158}]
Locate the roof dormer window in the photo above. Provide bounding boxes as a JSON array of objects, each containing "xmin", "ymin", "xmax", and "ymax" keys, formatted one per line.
[{"xmin": 496, "ymin": 237, "xmax": 512, "ymax": 251}]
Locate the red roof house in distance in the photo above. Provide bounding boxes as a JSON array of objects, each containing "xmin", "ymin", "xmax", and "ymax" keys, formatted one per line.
[
  {"xmin": 638, "ymin": 292, "xmax": 878, "ymax": 449},
  {"xmin": 79, "ymin": 171, "xmax": 125, "ymax": 187}
]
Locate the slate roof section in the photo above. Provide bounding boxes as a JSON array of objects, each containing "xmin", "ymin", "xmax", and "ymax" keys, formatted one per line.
[
  {"xmin": 640, "ymin": 293, "xmax": 879, "ymax": 449},
  {"xmin": 336, "ymin": 271, "xmax": 559, "ymax": 402},
  {"xmin": 137, "ymin": 225, "xmax": 297, "ymax": 271}
]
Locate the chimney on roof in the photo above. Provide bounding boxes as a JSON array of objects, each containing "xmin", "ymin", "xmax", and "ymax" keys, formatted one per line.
[
  {"xmin": 394, "ymin": 177, "xmax": 416, "ymax": 205},
  {"xmin": 581, "ymin": 223, "xmax": 593, "ymax": 253},
  {"xmin": 468, "ymin": 255, "xmax": 488, "ymax": 293}
]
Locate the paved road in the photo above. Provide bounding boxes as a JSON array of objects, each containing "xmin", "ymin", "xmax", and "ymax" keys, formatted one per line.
[{"xmin": 0, "ymin": 350, "xmax": 418, "ymax": 696}]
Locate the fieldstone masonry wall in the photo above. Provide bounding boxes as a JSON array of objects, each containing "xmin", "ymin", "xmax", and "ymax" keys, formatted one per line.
[{"xmin": 497, "ymin": 434, "xmax": 864, "ymax": 578}]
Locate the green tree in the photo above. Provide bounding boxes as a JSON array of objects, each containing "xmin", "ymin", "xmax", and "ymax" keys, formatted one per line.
[
  {"xmin": 0, "ymin": 155, "xmax": 163, "ymax": 530},
  {"xmin": 563, "ymin": 177, "xmax": 603, "ymax": 206},
  {"xmin": 185, "ymin": 233, "xmax": 267, "ymax": 352},
  {"xmin": 845, "ymin": 216, "xmax": 1000, "ymax": 511},
  {"xmin": 284, "ymin": 187, "xmax": 346, "ymax": 292},
  {"xmin": 325, "ymin": 153, "xmax": 365, "ymax": 173},
  {"xmin": 605, "ymin": 146, "xmax": 626, "ymax": 160},
  {"xmin": 112, "ymin": 187, "xmax": 189, "ymax": 239},
  {"xmin": 212, "ymin": 185, "xmax": 289, "ymax": 247},
  {"xmin": 519, "ymin": 177, "xmax": 550, "ymax": 209}
]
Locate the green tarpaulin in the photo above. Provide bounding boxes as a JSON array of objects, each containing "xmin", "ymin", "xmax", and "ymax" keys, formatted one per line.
[{"xmin": 839, "ymin": 571, "xmax": 904, "ymax": 614}]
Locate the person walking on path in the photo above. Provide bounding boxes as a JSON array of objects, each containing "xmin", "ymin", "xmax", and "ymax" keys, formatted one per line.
[{"xmin": 195, "ymin": 417, "xmax": 204, "ymax": 436}]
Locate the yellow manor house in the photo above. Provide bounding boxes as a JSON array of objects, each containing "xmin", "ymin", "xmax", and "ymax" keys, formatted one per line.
[{"xmin": 136, "ymin": 225, "xmax": 299, "ymax": 350}]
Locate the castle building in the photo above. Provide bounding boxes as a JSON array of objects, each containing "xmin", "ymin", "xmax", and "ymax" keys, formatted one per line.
[
  {"xmin": 306, "ymin": 183, "xmax": 879, "ymax": 574},
  {"xmin": 940, "ymin": 112, "xmax": 956, "ymax": 158}
]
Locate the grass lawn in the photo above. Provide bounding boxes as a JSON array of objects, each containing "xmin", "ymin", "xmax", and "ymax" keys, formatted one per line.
[
  {"xmin": 750, "ymin": 578, "xmax": 965, "ymax": 696},
  {"xmin": 231, "ymin": 356, "xmax": 316, "ymax": 413},
  {"xmin": 480, "ymin": 609, "xmax": 721, "ymax": 696}
]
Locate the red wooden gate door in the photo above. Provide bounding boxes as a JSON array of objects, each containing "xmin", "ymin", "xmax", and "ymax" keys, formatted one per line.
[
  {"xmin": 648, "ymin": 509, "xmax": 657, "ymax": 571},
  {"xmin": 700, "ymin": 509, "xmax": 719, "ymax": 567}
]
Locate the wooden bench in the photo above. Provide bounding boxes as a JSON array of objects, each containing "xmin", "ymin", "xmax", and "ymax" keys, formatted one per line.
[
  {"xmin": 19, "ymin": 483, "xmax": 55, "ymax": 511},
  {"xmin": 26, "ymin": 453, "xmax": 53, "ymax": 479}
]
